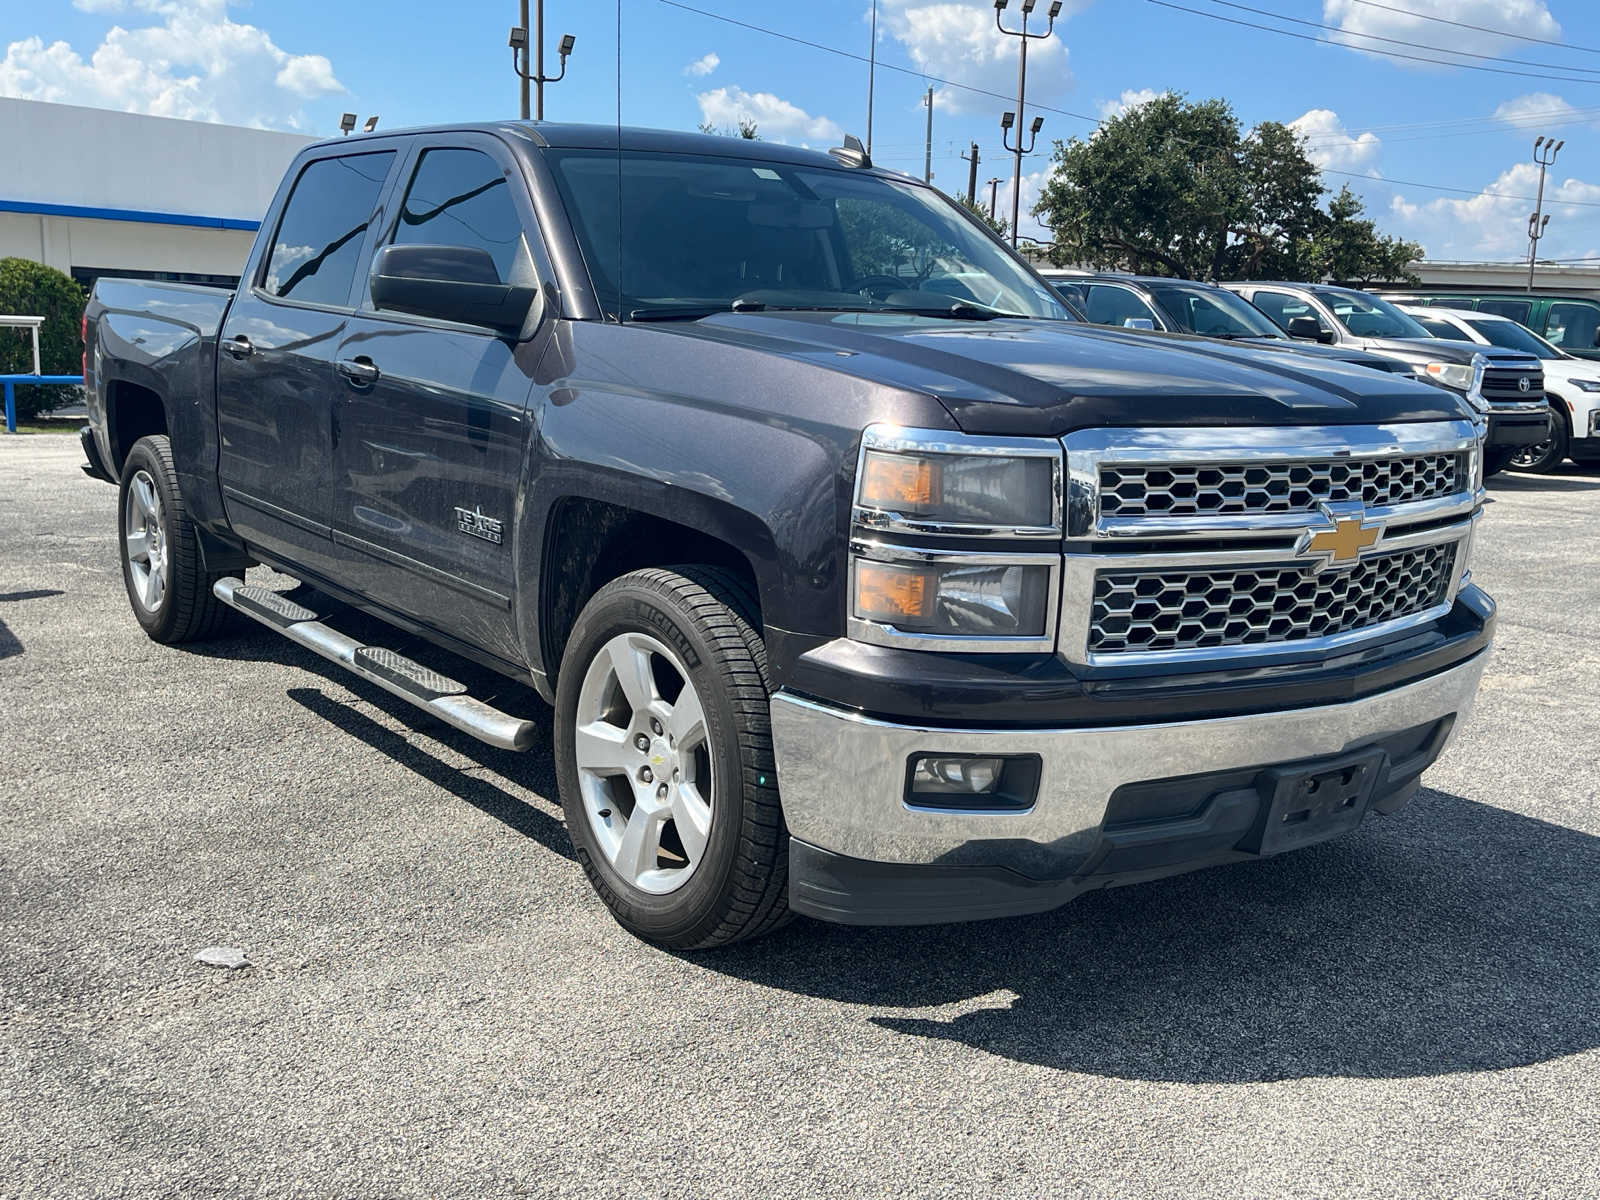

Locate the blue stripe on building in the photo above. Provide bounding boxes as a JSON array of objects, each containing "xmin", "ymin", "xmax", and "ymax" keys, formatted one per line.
[{"xmin": 0, "ymin": 199, "xmax": 259, "ymax": 232}]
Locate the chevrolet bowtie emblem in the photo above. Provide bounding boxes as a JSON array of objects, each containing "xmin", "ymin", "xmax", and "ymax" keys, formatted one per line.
[{"xmin": 1297, "ymin": 504, "xmax": 1384, "ymax": 572}]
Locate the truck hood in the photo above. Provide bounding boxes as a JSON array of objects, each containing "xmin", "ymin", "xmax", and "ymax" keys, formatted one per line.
[
  {"xmin": 1355, "ymin": 336, "xmax": 1534, "ymax": 367},
  {"xmin": 665, "ymin": 312, "xmax": 1466, "ymax": 437}
]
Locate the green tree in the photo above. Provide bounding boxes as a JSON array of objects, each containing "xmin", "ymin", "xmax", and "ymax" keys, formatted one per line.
[
  {"xmin": 1034, "ymin": 93, "xmax": 1421, "ymax": 284},
  {"xmin": 1309, "ymin": 186, "xmax": 1423, "ymax": 286},
  {"xmin": 0, "ymin": 258, "xmax": 84, "ymax": 421},
  {"xmin": 697, "ymin": 118, "xmax": 761, "ymax": 139}
]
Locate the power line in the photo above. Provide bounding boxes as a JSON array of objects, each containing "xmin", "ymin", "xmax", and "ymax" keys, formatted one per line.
[
  {"xmin": 1202, "ymin": 0, "xmax": 1600, "ymax": 76},
  {"xmin": 1298, "ymin": 104, "xmax": 1600, "ymax": 144},
  {"xmin": 1321, "ymin": 167, "xmax": 1600, "ymax": 210},
  {"xmin": 657, "ymin": 0, "xmax": 1101, "ymax": 125},
  {"xmin": 1344, "ymin": 0, "xmax": 1600, "ymax": 57},
  {"xmin": 1146, "ymin": 0, "xmax": 1600, "ymax": 85}
]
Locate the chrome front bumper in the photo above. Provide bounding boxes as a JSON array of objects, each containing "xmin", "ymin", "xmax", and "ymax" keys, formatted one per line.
[{"xmin": 770, "ymin": 651, "xmax": 1489, "ymax": 868}]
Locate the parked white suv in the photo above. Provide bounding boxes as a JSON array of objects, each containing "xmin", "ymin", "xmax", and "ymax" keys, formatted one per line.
[{"xmin": 1401, "ymin": 305, "xmax": 1600, "ymax": 474}]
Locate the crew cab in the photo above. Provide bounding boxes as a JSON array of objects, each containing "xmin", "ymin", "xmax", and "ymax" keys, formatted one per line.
[
  {"xmin": 1223, "ymin": 281, "xmax": 1549, "ymax": 476},
  {"xmin": 1401, "ymin": 304, "xmax": 1600, "ymax": 474},
  {"xmin": 81, "ymin": 124, "xmax": 1495, "ymax": 948}
]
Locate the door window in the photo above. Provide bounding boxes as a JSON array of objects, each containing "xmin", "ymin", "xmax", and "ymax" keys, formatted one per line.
[
  {"xmin": 390, "ymin": 148, "xmax": 530, "ymax": 284},
  {"xmin": 1545, "ymin": 302, "xmax": 1600, "ymax": 351},
  {"xmin": 264, "ymin": 152, "xmax": 395, "ymax": 307},
  {"xmin": 1083, "ymin": 284, "xmax": 1161, "ymax": 328},
  {"xmin": 1413, "ymin": 315, "xmax": 1460, "ymax": 339},
  {"xmin": 1477, "ymin": 299, "xmax": 1533, "ymax": 325},
  {"xmin": 1250, "ymin": 290, "xmax": 1332, "ymax": 335}
]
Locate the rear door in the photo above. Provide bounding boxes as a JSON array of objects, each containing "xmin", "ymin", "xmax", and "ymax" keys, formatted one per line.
[
  {"xmin": 330, "ymin": 135, "xmax": 550, "ymax": 663},
  {"xmin": 217, "ymin": 147, "xmax": 399, "ymax": 572}
]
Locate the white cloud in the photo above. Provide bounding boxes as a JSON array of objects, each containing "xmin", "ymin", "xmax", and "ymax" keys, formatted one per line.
[
  {"xmin": 697, "ymin": 85, "xmax": 842, "ymax": 143},
  {"xmin": 1291, "ymin": 108, "xmax": 1382, "ymax": 172},
  {"xmin": 72, "ymin": 0, "xmax": 127, "ymax": 11},
  {"xmin": 684, "ymin": 52, "xmax": 720, "ymax": 78},
  {"xmin": 1096, "ymin": 88, "xmax": 1159, "ymax": 122},
  {"xmin": 879, "ymin": 0, "xmax": 1088, "ymax": 117},
  {"xmin": 1321, "ymin": 0, "xmax": 1562, "ymax": 64},
  {"xmin": 1388, "ymin": 161, "xmax": 1600, "ymax": 259},
  {"xmin": 1, "ymin": 0, "xmax": 345, "ymax": 130},
  {"xmin": 1494, "ymin": 92, "xmax": 1579, "ymax": 127}
]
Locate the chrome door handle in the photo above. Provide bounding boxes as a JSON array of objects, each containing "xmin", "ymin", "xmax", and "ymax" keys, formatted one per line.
[
  {"xmin": 222, "ymin": 335, "xmax": 254, "ymax": 360},
  {"xmin": 336, "ymin": 356, "xmax": 381, "ymax": 386}
]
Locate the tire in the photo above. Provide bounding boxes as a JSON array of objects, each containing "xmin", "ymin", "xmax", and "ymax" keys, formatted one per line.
[
  {"xmin": 117, "ymin": 434, "xmax": 234, "ymax": 644},
  {"xmin": 554, "ymin": 566, "xmax": 790, "ymax": 949},
  {"xmin": 1482, "ymin": 446, "xmax": 1520, "ymax": 479},
  {"xmin": 1508, "ymin": 407, "xmax": 1570, "ymax": 475}
]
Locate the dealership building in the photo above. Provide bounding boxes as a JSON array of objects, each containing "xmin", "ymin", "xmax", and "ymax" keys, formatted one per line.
[{"xmin": 0, "ymin": 97, "xmax": 315, "ymax": 291}]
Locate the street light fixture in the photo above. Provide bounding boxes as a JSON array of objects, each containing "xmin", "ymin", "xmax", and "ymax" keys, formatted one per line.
[
  {"xmin": 339, "ymin": 113, "xmax": 357, "ymax": 136},
  {"xmin": 363, "ymin": 116, "xmax": 380, "ymax": 132},
  {"xmin": 996, "ymin": 0, "xmax": 1062, "ymax": 247},
  {"xmin": 510, "ymin": 1, "xmax": 576, "ymax": 120},
  {"xmin": 1527, "ymin": 135, "xmax": 1566, "ymax": 291}
]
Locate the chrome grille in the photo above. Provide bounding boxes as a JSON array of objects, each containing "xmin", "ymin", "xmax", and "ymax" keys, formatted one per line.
[
  {"xmin": 1089, "ymin": 543, "xmax": 1457, "ymax": 654},
  {"xmin": 1098, "ymin": 452, "xmax": 1469, "ymax": 518},
  {"xmin": 1480, "ymin": 363, "xmax": 1543, "ymax": 403}
]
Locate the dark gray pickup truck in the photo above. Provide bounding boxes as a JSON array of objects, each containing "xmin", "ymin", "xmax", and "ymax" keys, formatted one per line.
[{"xmin": 82, "ymin": 124, "xmax": 1495, "ymax": 948}]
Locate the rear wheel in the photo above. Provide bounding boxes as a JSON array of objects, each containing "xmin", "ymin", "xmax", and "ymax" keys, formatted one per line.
[
  {"xmin": 117, "ymin": 435, "xmax": 233, "ymax": 643},
  {"xmin": 1509, "ymin": 407, "xmax": 1571, "ymax": 474},
  {"xmin": 554, "ymin": 566, "xmax": 790, "ymax": 949}
]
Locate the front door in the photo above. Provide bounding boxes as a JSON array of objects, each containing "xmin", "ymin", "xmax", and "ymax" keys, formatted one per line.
[
  {"xmin": 217, "ymin": 148, "xmax": 397, "ymax": 573},
  {"xmin": 331, "ymin": 140, "xmax": 546, "ymax": 664}
]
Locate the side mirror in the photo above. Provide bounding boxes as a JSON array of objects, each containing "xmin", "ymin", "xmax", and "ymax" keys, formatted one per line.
[
  {"xmin": 1122, "ymin": 317, "xmax": 1156, "ymax": 331},
  {"xmin": 369, "ymin": 244, "xmax": 536, "ymax": 335},
  {"xmin": 1286, "ymin": 316, "xmax": 1324, "ymax": 341}
]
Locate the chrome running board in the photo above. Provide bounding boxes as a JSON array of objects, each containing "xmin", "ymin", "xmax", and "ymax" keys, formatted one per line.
[{"xmin": 213, "ymin": 578, "xmax": 539, "ymax": 752}]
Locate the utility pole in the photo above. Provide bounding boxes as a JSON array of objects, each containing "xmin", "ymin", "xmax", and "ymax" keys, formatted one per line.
[
  {"xmin": 987, "ymin": 177, "xmax": 1001, "ymax": 221},
  {"xmin": 996, "ymin": 0, "xmax": 1063, "ymax": 248},
  {"xmin": 866, "ymin": 0, "xmax": 878, "ymax": 155},
  {"xmin": 510, "ymin": 1, "xmax": 575, "ymax": 121},
  {"xmin": 1528, "ymin": 135, "xmax": 1564, "ymax": 292},
  {"xmin": 922, "ymin": 87, "xmax": 935, "ymax": 183},
  {"xmin": 961, "ymin": 143, "xmax": 981, "ymax": 206}
]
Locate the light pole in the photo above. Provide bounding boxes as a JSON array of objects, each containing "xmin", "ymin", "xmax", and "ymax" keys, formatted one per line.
[
  {"xmin": 1000, "ymin": 112, "xmax": 1045, "ymax": 242},
  {"xmin": 987, "ymin": 177, "xmax": 1002, "ymax": 221},
  {"xmin": 961, "ymin": 142, "xmax": 981, "ymax": 206},
  {"xmin": 510, "ymin": 1, "xmax": 575, "ymax": 120},
  {"xmin": 866, "ymin": 0, "xmax": 878, "ymax": 156},
  {"xmin": 922, "ymin": 87, "xmax": 935, "ymax": 183},
  {"xmin": 1527, "ymin": 135, "xmax": 1564, "ymax": 292},
  {"xmin": 996, "ymin": 0, "xmax": 1062, "ymax": 248}
]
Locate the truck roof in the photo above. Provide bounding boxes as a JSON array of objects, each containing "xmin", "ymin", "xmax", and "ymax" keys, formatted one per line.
[{"xmin": 303, "ymin": 121, "xmax": 882, "ymax": 174}]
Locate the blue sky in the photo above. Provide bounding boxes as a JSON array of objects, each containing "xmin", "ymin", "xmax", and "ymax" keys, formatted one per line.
[{"xmin": 5, "ymin": 0, "xmax": 1599, "ymax": 262}]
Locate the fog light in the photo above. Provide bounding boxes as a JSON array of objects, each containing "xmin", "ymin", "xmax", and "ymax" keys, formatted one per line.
[
  {"xmin": 911, "ymin": 755, "xmax": 1004, "ymax": 794},
  {"xmin": 905, "ymin": 753, "xmax": 1041, "ymax": 811}
]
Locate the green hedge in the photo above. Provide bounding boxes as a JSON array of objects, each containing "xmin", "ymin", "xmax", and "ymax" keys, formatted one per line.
[{"xmin": 0, "ymin": 258, "xmax": 86, "ymax": 421}]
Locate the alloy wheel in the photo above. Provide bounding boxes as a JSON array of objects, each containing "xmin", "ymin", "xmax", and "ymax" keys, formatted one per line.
[
  {"xmin": 573, "ymin": 631, "xmax": 714, "ymax": 895},
  {"xmin": 124, "ymin": 469, "xmax": 168, "ymax": 613}
]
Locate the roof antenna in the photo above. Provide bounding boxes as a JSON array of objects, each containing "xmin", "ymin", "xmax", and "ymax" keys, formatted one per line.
[{"xmin": 830, "ymin": 134, "xmax": 872, "ymax": 169}]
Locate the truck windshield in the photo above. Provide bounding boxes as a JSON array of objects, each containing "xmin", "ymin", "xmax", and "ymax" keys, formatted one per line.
[
  {"xmin": 546, "ymin": 149, "xmax": 1069, "ymax": 322},
  {"xmin": 1147, "ymin": 284, "xmax": 1286, "ymax": 339},
  {"xmin": 1312, "ymin": 289, "xmax": 1431, "ymax": 340}
]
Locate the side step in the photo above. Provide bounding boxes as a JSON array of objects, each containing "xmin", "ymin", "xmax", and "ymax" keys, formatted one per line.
[{"xmin": 213, "ymin": 578, "xmax": 539, "ymax": 752}]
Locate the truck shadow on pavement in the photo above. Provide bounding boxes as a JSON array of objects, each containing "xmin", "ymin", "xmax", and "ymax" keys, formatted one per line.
[
  {"xmin": 701, "ymin": 793, "xmax": 1600, "ymax": 1084},
  {"xmin": 0, "ymin": 589, "xmax": 67, "ymax": 660}
]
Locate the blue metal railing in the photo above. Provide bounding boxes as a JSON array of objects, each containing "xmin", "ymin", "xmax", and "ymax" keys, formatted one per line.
[{"xmin": 1, "ymin": 375, "xmax": 84, "ymax": 434}]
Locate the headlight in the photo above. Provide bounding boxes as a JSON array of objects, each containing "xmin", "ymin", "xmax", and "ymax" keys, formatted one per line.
[
  {"xmin": 853, "ymin": 556, "xmax": 1055, "ymax": 640},
  {"xmin": 855, "ymin": 426, "xmax": 1061, "ymax": 535},
  {"xmin": 1416, "ymin": 362, "xmax": 1476, "ymax": 392},
  {"xmin": 1571, "ymin": 378, "xmax": 1600, "ymax": 393}
]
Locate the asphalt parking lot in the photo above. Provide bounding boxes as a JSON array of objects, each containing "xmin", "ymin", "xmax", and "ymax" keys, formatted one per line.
[{"xmin": 2, "ymin": 433, "xmax": 1597, "ymax": 1199}]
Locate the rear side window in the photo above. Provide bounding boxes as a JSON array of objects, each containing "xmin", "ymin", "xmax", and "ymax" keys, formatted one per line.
[
  {"xmin": 1414, "ymin": 315, "xmax": 1458, "ymax": 338},
  {"xmin": 1545, "ymin": 302, "xmax": 1600, "ymax": 351},
  {"xmin": 1084, "ymin": 284, "xmax": 1159, "ymax": 328},
  {"xmin": 391, "ymin": 148, "xmax": 529, "ymax": 284},
  {"xmin": 1478, "ymin": 299, "xmax": 1533, "ymax": 324},
  {"xmin": 264, "ymin": 152, "xmax": 395, "ymax": 306}
]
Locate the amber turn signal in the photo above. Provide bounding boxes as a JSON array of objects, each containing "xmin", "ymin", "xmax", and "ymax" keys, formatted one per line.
[
  {"xmin": 859, "ymin": 451, "xmax": 938, "ymax": 510},
  {"xmin": 855, "ymin": 560, "xmax": 933, "ymax": 623}
]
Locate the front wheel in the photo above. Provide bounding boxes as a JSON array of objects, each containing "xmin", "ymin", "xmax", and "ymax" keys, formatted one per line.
[
  {"xmin": 1509, "ymin": 408, "xmax": 1571, "ymax": 474},
  {"xmin": 117, "ymin": 435, "xmax": 233, "ymax": 644},
  {"xmin": 554, "ymin": 567, "xmax": 790, "ymax": 949},
  {"xmin": 1482, "ymin": 446, "xmax": 1520, "ymax": 479}
]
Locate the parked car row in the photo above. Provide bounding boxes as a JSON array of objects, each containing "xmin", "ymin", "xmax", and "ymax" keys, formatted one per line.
[{"xmin": 1041, "ymin": 270, "xmax": 1562, "ymax": 476}]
